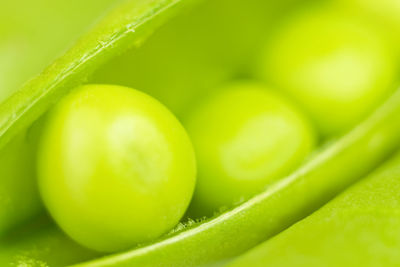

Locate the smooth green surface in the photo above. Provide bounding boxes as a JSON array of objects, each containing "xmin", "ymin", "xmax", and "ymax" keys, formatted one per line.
[
  {"xmin": 0, "ymin": 0, "xmax": 121, "ymax": 236},
  {"xmin": 92, "ymin": 0, "xmax": 300, "ymax": 117},
  {"xmin": 0, "ymin": 0, "xmax": 121, "ymax": 103},
  {"xmin": 0, "ymin": 0, "xmax": 300, "ymax": 263},
  {"xmin": 38, "ymin": 85, "xmax": 196, "ymax": 253},
  {"xmin": 0, "ymin": 126, "xmax": 42, "ymax": 236},
  {"xmin": 0, "ymin": 0, "xmax": 191, "ymax": 151},
  {"xmin": 0, "ymin": 0, "xmax": 190, "ymax": 237},
  {"xmin": 0, "ymin": 0, "xmax": 300, "ymax": 238},
  {"xmin": 260, "ymin": 7, "xmax": 399, "ymax": 136},
  {"xmin": 229, "ymin": 151, "xmax": 400, "ymax": 267},
  {"xmin": 185, "ymin": 82, "xmax": 316, "ymax": 216},
  {"xmin": 72, "ymin": 87, "xmax": 400, "ymax": 267}
]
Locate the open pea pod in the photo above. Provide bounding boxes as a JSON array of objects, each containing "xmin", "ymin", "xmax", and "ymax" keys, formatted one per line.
[
  {"xmin": 0, "ymin": 0, "xmax": 296, "ymax": 236},
  {"xmin": 0, "ymin": 0, "xmax": 193, "ymax": 238},
  {"xmin": 2, "ymin": 0, "xmax": 400, "ymax": 266},
  {"xmin": 70, "ymin": 88, "xmax": 400, "ymax": 267},
  {"xmin": 0, "ymin": 0, "xmax": 124, "ymax": 236},
  {"xmin": 0, "ymin": 0, "xmax": 193, "ymax": 149}
]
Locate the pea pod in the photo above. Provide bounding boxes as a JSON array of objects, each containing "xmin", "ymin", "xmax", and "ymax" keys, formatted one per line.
[
  {"xmin": 65, "ymin": 87, "xmax": 400, "ymax": 267},
  {"xmin": 0, "ymin": 0, "xmax": 194, "ymax": 236},
  {"xmin": 0, "ymin": 0, "xmax": 298, "ymax": 236},
  {"xmin": 0, "ymin": 0, "xmax": 127, "ymax": 234},
  {"xmin": 2, "ymin": 0, "xmax": 400, "ymax": 266},
  {"xmin": 228, "ymin": 149, "xmax": 400, "ymax": 267},
  {"xmin": 0, "ymin": 0, "xmax": 191, "ymax": 150}
]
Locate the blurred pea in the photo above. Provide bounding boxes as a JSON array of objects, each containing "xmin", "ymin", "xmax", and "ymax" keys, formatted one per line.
[
  {"xmin": 259, "ymin": 7, "xmax": 399, "ymax": 137},
  {"xmin": 184, "ymin": 82, "xmax": 316, "ymax": 217}
]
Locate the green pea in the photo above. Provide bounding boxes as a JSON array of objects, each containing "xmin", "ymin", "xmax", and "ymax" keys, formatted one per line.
[
  {"xmin": 37, "ymin": 84, "xmax": 196, "ymax": 253},
  {"xmin": 184, "ymin": 82, "xmax": 316, "ymax": 217},
  {"xmin": 260, "ymin": 8, "xmax": 398, "ymax": 137}
]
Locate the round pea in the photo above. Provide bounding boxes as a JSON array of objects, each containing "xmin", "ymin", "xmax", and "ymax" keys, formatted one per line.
[
  {"xmin": 37, "ymin": 84, "xmax": 196, "ymax": 252},
  {"xmin": 184, "ymin": 83, "xmax": 316, "ymax": 217},
  {"xmin": 260, "ymin": 9, "xmax": 398, "ymax": 136}
]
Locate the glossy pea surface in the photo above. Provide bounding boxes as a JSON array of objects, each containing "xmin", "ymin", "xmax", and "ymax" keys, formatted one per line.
[
  {"xmin": 185, "ymin": 83, "xmax": 316, "ymax": 216},
  {"xmin": 260, "ymin": 9, "xmax": 398, "ymax": 136},
  {"xmin": 37, "ymin": 84, "xmax": 196, "ymax": 252}
]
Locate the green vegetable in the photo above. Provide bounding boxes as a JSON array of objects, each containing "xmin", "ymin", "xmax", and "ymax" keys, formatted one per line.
[
  {"xmin": 260, "ymin": 7, "xmax": 399, "ymax": 136},
  {"xmin": 0, "ymin": 0, "xmax": 295, "ymax": 237},
  {"xmin": 69, "ymin": 87, "xmax": 400, "ymax": 266},
  {"xmin": 185, "ymin": 82, "xmax": 316, "ymax": 216},
  {"xmin": 229, "ymin": 150, "xmax": 400, "ymax": 267},
  {"xmin": 0, "ymin": 0, "xmax": 124, "ymax": 236},
  {"xmin": 0, "ymin": 0, "xmax": 305, "ymax": 263},
  {"xmin": 0, "ymin": 0, "xmax": 191, "ymax": 237},
  {"xmin": 1, "ymin": 0, "xmax": 400, "ymax": 265},
  {"xmin": 0, "ymin": 0, "xmax": 298, "ymax": 253},
  {"xmin": 37, "ymin": 84, "xmax": 196, "ymax": 253}
]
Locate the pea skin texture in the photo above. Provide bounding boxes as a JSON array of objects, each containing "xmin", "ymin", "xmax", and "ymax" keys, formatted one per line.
[
  {"xmin": 37, "ymin": 84, "xmax": 196, "ymax": 252},
  {"xmin": 185, "ymin": 83, "xmax": 316, "ymax": 217},
  {"xmin": 260, "ymin": 9, "xmax": 398, "ymax": 137}
]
